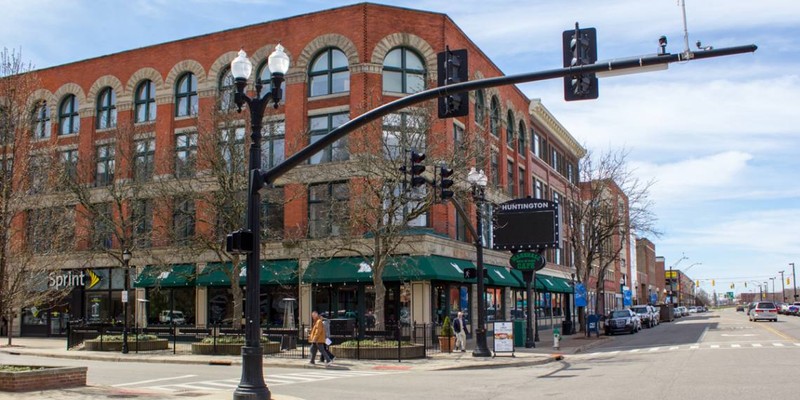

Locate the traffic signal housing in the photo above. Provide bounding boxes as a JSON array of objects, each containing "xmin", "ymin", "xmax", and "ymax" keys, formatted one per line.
[
  {"xmin": 438, "ymin": 166, "xmax": 455, "ymax": 201},
  {"xmin": 562, "ymin": 23, "xmax": 598, "ymax": 101},
  {"xmin": 437, "ymin": 47, "xmax": 469, "ymax": 118},
  {"xmin": 409, "ymin": 151, "xmax": 426, "ymax": 187}
]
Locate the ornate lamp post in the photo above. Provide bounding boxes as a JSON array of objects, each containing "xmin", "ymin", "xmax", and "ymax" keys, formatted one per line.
[
  {"xmin": 229, "ymin": 45, "xmax": 290, "ymax": 400},
  {"xmin": 466, "ymin": 168, "xmax": 491, "ymax": 357},
  {"xmin": 121, "ymin": 249, "xmax": 132, "ymax": 354}
]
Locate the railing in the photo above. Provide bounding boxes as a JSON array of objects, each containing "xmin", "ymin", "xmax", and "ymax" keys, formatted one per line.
[{"xmin": 67, "ymin": 321, "xmax": 455, "ymax": 360}]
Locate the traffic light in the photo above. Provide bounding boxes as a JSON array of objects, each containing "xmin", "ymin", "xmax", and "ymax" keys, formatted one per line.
[
  {"xmin": 788, "ymin": 278, "xmax": 792, "ymax": 285},
  {"xmin": 437, "ymin": 47, "xmax": 469, "ymax": 118},
  {"xmin": 744, "ymin": 282, "xmax": 747, "ymax": 288},
  {"xmin": 438, "ymin": 166, "xmax": 455, "ymax": 201},
  {"xmin": 712, "ymin": 279, "xmax": 715, "ymax": 287},
  {"xmin": 730, "ymin": 283, "xmax": 735, "ymax": 289},
  {"xmin": 696, "ymin": 280, "xmax": 699, "ymax": 287},
  {"xmin": 562, "ymin": 23, "xmax": 598, "ymax": 101},
  {"xmin": 409, "ymin": 151, "xmax": 426, "ymax": 187}
]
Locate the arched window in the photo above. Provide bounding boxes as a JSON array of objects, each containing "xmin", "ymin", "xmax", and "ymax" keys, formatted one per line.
[
  {"xmin": 489, "ymin": 96, "xmax": 500, "ymax": 137},
  {"xmin": 219, "ymin": 67, "xmax": 236, "ymax": 111},
  {"xmin": 506, "ymin": 110, "xmax": 515, "ymax": 147},
  {"xmin": 135, "ymin": 80, "xmax": 156, "ymax": 123},
  {"xmin": 257, "ymin": 62, "xmax": 286, "ymax": 103},
  {"xmin": 175, "ymin": 72, "xmax": 198, "ymax": 117},
  {"xmin": 96, "ymin": 87, "xmax": 116, "ymax": 129},
  {"xmin": 59, "ymin": 95, "xmax": 79, "ymax": 135},
  {"xmin": 474, "ymin": 89, "xmax": 485, "ymax": 126},
  {"xmin": 32, "ymin": 101, "xmax": 51, "ymax": 139},
  {"xmin": 309, "ymin": 48, "xmax": 349, "ymax": 97},
  {"xmin": 518, "ymin": 120, "xmax": 527, "ymax": 154},
  {"xmin": 383, "ymin": 47, "xmax": 425, "ymax": 94}
]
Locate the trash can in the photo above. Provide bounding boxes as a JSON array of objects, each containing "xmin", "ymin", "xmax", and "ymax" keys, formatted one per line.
[
  {"xmin": 561, "ymin": 320, "xmax": 573, "ymax": 336},
  {"xmin": 513, "ymin": 319, "xmax": 526, "ymax": 348}
]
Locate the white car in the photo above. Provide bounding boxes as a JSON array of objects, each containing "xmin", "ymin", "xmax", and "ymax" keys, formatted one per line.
[
  {"xmin": 749, "ymin": 301, "xmax": 778, "ymax": 322},
  {"xmin": 159, "ymin": 310, "xmax": 186, "ymax": 325}
]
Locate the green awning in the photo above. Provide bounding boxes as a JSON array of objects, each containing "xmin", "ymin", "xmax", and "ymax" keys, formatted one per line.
[
  {"xmin": 536, "ymin": 274, "xmax": 573, "ymax": 293},
  {"xmin": 302, "ymin": 255, "xmax": 472, "ymax": 284},
  {"xmin": 484, "ymin": 264, "xmax": 523, "ymax": 288},
  {"xmin": 196, "ymin": 260, "xmax": 298, "ymax": 286},
  {"xmin": 134, "ymin": 264, "xmax": 196, "ymax": 288}
]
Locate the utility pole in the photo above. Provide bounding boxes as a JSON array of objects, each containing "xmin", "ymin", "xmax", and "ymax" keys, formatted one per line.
[
  {"xmin": 780, "ymin": 270, "xmax": 786, "ymax": 302},
  {"xmin": 791, "ymin": 263, "xmax": 797, "ymax": 301}
]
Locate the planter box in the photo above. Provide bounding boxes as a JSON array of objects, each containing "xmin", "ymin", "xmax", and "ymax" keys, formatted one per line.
[
  {"xmin": 0, "ymin": 366, "xmax": 87, "ymax": 392},
  {"xmin": 84, "ymin": 339, "xmax": 169, "ymax": 352},
  {"xmin": 439, "ymin": 336, "xmax": 456, "ymax": 353},
  {"xmin": 191, "ymin": 342, "xmax": 281, "ymax": 355},
  {"xmin": 329, "ymin": 344, "xmax": 425, "ymax": 360}
]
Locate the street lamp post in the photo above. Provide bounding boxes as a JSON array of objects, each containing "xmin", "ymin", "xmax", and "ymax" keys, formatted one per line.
[
  {"xmin": 770, "ymin": 277, "xmax": 776, "ymax": 302},
  {"xmin": 466, "ymin": 168, "xmax": 491, "ymax": 357},
  {"xmin": 791, "ymin": 263, "xmax": 797, "ymax": 301},
  {"xmin": 229, "ymin": 45, "xmax": 290, "ymax": 400},
  {"xmin": 779, "ymin": 270, "xmax": 786, "ymax": 302},
  {"xmin": 121, "ymin": 249, "xmax": 132, "ymax": 354}
]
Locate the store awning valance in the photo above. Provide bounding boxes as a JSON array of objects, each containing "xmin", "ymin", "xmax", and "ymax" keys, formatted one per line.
[
  {"xmin": 536, "ymin": 274, "xmax": 573, "ymax": 293},
  {"xmin": 196, "ymin": 260, "xmax": 298, "ymax": 286},
  {"xmin": 485, "ymin": 264, "xmax": 523, "ymax": 288},
  {"xmin": 302, "ymin": 255, "xmax": 474, "ymax": 284},
  {"xmin": 134, "ymin": 264, "xmax": 196, "ymax": 288}
]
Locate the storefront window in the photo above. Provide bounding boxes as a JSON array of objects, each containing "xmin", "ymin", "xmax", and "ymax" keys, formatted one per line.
[
  {"xmin": 511, "ymin": 289, "xmax": 527, "ymax": 319},
  {"xmin": 433, "ymin": 283, "xmax": 471, "ymax": 326},
  {"xmin": 261, "ymin": 286, "xmax": 298, "ymax": 328},
  {"xmin": 147, "ymin": 287, "xmax": 196, "ymax": 326},
  {"xmin": 86, "ymin": 292, "xmax": 109, "ymax": 324},
  {"xmin": 485, "ymin": 287, "xmax": 504, "ymax": 322}
]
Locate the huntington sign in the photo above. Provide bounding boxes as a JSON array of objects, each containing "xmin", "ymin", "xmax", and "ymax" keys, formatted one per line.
[{"xmin": 492, "ymin": 199, "xmax": 560, "ymax": 251}]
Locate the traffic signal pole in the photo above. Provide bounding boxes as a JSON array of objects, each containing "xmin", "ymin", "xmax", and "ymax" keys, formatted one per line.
[{"xmin": 261, "ymin": 44, "xmax": 757, "ymax": 186}]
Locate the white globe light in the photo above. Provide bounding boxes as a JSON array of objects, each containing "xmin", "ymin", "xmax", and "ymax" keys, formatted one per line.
[
  {"xmin": 230, "ymin": 49, "xmax": 253, "ymax": 80},
  {"xmin": 268, "ymin": 44, "xmax": 290, "ymax": 75}
]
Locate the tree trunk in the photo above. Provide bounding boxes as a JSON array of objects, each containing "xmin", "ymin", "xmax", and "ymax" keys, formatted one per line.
[
  {"xmin": 5, "ymin": 313, "xmax": 12, "ymax": 346},
  {"xmin": 577, "ymin": 307, "xmax": 586, "ymax": 335},
  {"xmin": 231, "ymin": 257, "xmax": 243, "ymax": 330},
  {"xmin": 373, "ymin": 274, "xmax": 385, "ymax": 332}
]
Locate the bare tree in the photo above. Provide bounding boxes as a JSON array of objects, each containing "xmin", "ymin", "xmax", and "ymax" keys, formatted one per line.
[
  {"xmin": 0, "ymin": 48, "xmax": 75, "ymax": 344},
  {"xmin": 566, "ymin": 148, "xmax": 659, "ymax": 331},
  {"xmin": 295, "ymin": 101, "xmax": 481, "ymax": 331}
]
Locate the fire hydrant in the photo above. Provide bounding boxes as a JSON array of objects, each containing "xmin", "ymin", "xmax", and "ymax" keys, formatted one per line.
[{"xmin": 553, "ymin": 327, "xmax": 561, "ymax": 350}]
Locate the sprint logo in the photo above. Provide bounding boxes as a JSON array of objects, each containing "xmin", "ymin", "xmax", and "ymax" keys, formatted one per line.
[{"xmin": 85, "ymin": 269, "xmax": 101, "ymax": 289}]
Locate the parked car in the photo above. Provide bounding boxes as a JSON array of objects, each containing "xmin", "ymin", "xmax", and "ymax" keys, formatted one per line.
[
  {"xmin": 631, "ymin": 305, "xmax": 657, "ymax": 328},
  {"xmin": 677, "ymin": 306, "xmax": 688, "ymax": 316},
  {"xmin": 688, "ymin": 306, "xmax": 698, "ymax": 313},
  {"xmin": 651, "ymin": 306, "xmax": 661, "ymax": 325},
  {"xmin": 775, "ymin": 303, "xmax": 787, "ymax": 314},
  {"xmin": 749, "ymin": 301, "xmax": 778, "ymax": 322},
  {"xmin": 604, "ymin": 309, "xmax": 641, "ymax": 335},
  {"xmin": 159, "ymin": 310, "xmax": 186, "ymax": 325},
  {"xmin": 736, "ymin": 304, "xmax": 745, "ymax": 312}
]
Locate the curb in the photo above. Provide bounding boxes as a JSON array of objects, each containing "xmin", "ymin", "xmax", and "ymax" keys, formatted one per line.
[{"xmin": 427, "ymin": 354, "xmax": 562, "ymax": 371}]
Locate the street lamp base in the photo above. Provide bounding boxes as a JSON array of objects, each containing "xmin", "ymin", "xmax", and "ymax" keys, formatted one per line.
[
  {"xmin": 525, "ymin": 339, "xmax": 535, "ymax": 348},
  {"xmin": 472, "ymin": 347, "xmax": 493, "ymax": 357},
  {"xmin": 234, "ymin": 346, "xmax": 269, "ymax": 400}
]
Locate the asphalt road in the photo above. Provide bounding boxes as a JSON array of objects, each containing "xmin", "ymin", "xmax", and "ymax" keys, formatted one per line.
[{"xmin": 3, "ymin": 308, "xmax": 799, "ymax": 400}]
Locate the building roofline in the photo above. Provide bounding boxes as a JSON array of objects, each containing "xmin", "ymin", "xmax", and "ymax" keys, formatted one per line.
[{"xmin": 528, "ymin": 99, "xmax": 587, "ymax": 158}]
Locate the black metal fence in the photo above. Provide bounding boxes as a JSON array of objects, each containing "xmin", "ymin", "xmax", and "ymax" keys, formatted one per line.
[{"xmin": 67, "ymin": 321, "xmax": 456, "ymax": 361}]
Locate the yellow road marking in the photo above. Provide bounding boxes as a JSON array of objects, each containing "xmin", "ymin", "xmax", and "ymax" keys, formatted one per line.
[{"xmin": 756, "ymin": 321, "xmax": 796, "ymax": 341}]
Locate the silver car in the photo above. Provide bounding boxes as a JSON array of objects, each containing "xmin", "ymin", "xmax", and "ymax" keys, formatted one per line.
[{"xmin": 749, "ymin": 301, "xmax": 778, "ymax": 322}]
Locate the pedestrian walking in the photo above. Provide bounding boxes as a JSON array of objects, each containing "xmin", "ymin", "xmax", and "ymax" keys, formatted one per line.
[
  {"xmin": 453, "ymin": 311, "xmax": 469, "ymax": 352},
  {"xmin": 309, "ymin": 311, "xmax": 332, "ymax": 365},
  {"xmin": 318, "ymin": 315, "xmax": 335, "ymax": 363}
]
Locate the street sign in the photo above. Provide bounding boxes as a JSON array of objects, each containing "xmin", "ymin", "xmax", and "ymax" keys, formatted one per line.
[
  {"xmin": 492, "ymin": 199, "xmax": 559, "ymax": 251},
  {"xmin": 575, "ymin": 283, "xmax": 587, "ymax": 307},
  {"xmin": 649, "ymin": 293, "xmax": 657, "ymax": 304},
  {"xmin": 121, "ymin": 291, "xmax": 128, "ymax": 303},
  {"xmin": 623, "ymin": 289, "xmax": 632, "ymax": 306},
  {"xmin": 509, "ymin": 251, "xmax": 546, "ymax": 271}
]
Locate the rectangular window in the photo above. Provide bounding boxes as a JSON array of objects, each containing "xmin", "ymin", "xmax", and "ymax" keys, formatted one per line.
[
  {"xmin": 28, "ymin": 155, "xmax": 48, "ymax": 194},
  {"xmin": 490, "ymin": 152, "xmax": 499, "ymax": 188},
  {"xmin": 261, "ymin": 121, "xmax": 285, "ymax": 169},
  {"xmin": 175, "ymin": 132, "xmax": 197, "ymax": 178},
  {"xmin": 27, "ymin": 206, "xmax": 74, "ymax": 253},
  {"xmin": 455, "ymin": 210, "xmax": 467, "ymax": 242},
  {"xmin": 533, "ymin": 131, "xmax": 541, "ymax": 158},
  {"xmin": 551, "ymin": 149, "xmax": 559, "ymax": 171},
  {"xmin": 382, "ymin": 113, "xmax": 426, "ymax": 160},
  {"xmin": 261, "ymin": 186, "xmax": 285, "ymax": 240},
  {"xmin": 92, "ymin": 203, "xmax": 113, "ymax": 250},
  {"xmin": 383, "ymin": 183, "xmax": 428, "ymax": 228},
  {"xmin": 134, "ymin": 138, "xmax": 155, "ymax": 181},
  {"xmin": 173, "ymin": 197, "xmax": 195, "ymax": 246},
  {"xmin": 481, "ymin": 202, "xmax": 493, "ymax": 249},
  {"xmin": 60, "ymin": 149, "xmax": 78, "ymax": 186},
  {"xmin": 453, "ymin": 123, "xmax": 464, "ymax": 147},
  {"xmin": 133, "ymin": 199, "xmax": 153, "ymax": 248},
  {"xmin": 308, "ymin": 182, "xmax": 349, "ymax": 238},
  {"xmin": 95, "ymin": 144, "xmax": 115, "ymax": 187},
  {"xmin": 518, "ymin": 167, "xmax": 525, "ymax": 197},
  {"xmin": 219, "ymin": 127, "xmax": 246, "ymax": 173},
  {"xmin": 309, "ymin": 113, "xmax": 348, "ymax": 164},
  {"xmin": 506, "ymin": 160, "xmax": 514, "ymax": 196},
  {"xmin": 567, "ymin": 164, "xmax": 574, "ymax": 183}
]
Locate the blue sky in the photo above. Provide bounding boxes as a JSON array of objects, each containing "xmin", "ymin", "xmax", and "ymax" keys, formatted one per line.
[{"xmin": 3, "ymin": 0, "xmax": 799, "ymax": 297}]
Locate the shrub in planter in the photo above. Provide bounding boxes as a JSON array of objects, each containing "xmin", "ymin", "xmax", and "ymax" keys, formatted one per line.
[
  {"xmin": 191, "ymin": 336, "xmax": 280, "ymax": 355},
  {"xmin": 84, "ymin": 334, "xmax": 168, "ymax": 352},
  {"xmin": 0, "ymin": 365, "xmax": 87, "ymax": 392},
  {"xmin": 439, "ymin": 316, "xmax": 456, "ymax": 352},
  {"xmin": 330, "ymin": 340, "xmax": 425, "ymax": 359}
]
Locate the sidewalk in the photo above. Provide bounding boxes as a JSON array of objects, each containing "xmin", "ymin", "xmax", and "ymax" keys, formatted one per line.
[{"xmin": 0, "ymin": 330, "xmax": 610, "ymax": 399}]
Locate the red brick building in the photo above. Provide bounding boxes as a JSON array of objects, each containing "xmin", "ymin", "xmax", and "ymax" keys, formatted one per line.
[
  {"xmin": 4, "ymin": 3, "xmax": 585, "ymax": 337},
  {"xmin": 634, "ymin": 237, "xmax": 662, "ymax": 305}
]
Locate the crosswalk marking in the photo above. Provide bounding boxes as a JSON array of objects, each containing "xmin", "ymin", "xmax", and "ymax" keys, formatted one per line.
[
  {"xmin": 145, "ymin": 370, "xmax": 397, "ymax": 393},
  {"xmin": 629, "ymin": 349, "xmax": 640, "ymax": 353},
  {"xmin": 584, "ymin": 341, "xmax": 800, "ymax": 357},
  {"xmin": 752, "ymin": 343, "xmax": 763, "ymax": 347},
  {"xmin": 648, "ymin": 347, "xmax": 660, "ymax": 352},
  {"xmin": 794, "ymin": 343, "xmax": 800, "ymax": 347},
  {"xmin": 710, "ymin": 345, "xmax": 720, "ymax": 349},
  {"xmin": 669, "ymin": 346, "xmax": 679, "ymax": 351},
  {"xmin": 773, "ymin": 343, "xmax": 785, "ymax": 347},
  {"xmin": 690, "ymin": 345, "xmax": 699, "ymax": 349},
  {"xmin": 731, "ymin": 344, "xmax": 741, "ymax": 348}
]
